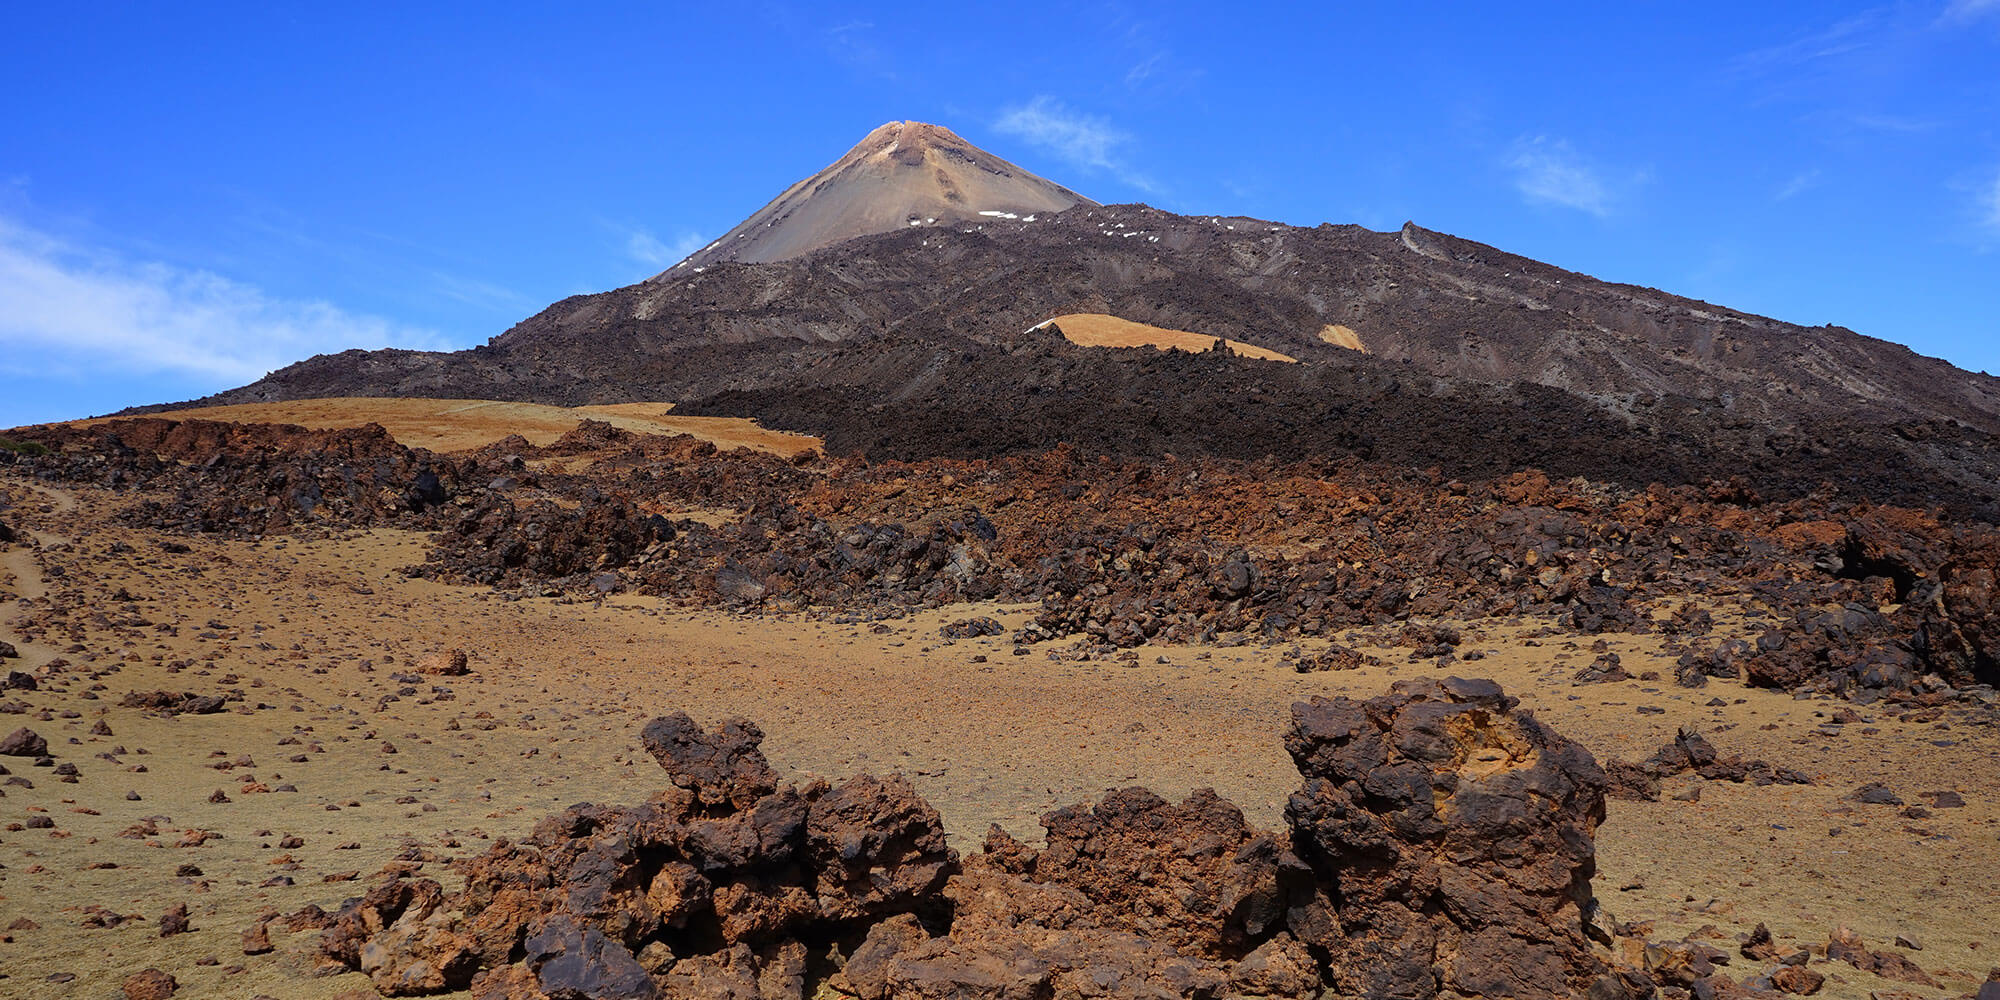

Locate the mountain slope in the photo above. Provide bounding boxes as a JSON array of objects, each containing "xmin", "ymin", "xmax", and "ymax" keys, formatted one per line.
[
  {"xmin": 217, "ymin": 203, "xmax": 1995, "ymax": 435},
  {"xmin": 672, "ymin": 120, "xmax": 1094, "ymax": 270},
  {"xmin": 147, "ymin": 123, "xmax": 2000, "ymax": 513}
]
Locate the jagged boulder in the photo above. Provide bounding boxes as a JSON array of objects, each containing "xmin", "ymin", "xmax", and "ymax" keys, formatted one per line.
[
  {"xmin": 322, "ymin": 711, "xmax": 958, "ymax": 997},
  {"xmin": 1283, "ymin": 676, "xmax": 1611, "ymax": 1000}
]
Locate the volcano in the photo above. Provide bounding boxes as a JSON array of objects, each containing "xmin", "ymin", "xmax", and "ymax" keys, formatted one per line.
[
  {"xmin": 670, "ymin": 120, "xmax": 1095, "ymax": 270},
  {"xmin": 137, "ymin": 121, "xmax": 2000, "ymax": 515}
]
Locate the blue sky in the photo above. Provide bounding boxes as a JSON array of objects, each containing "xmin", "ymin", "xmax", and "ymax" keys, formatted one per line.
[{"xmin": 4, "ymin": 2, "xmax": 1999, "ymax": 426}]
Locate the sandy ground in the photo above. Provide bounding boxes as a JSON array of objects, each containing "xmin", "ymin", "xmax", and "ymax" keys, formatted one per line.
[
  {"xmin": 65, "ymin": 399, "xmax": 822, "ymax": 459},
  {"xmin": 1048, "ymin": 313, "xmax": 1299, "ymax": 363},
  {"xmin": 0, "ymin": 478, "xmax": 1994, "ymax": 999},
  {"xmin": 1317, "ymin": 324, "xmax": 1367, "ymax": 352}
]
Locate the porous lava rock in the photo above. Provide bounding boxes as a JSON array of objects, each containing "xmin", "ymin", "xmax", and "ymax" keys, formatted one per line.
[
  {"xmin": 320, "ymin": 711, "xmax": 957, "ymax": 997},
  {"xmin": 321, "ymin": 683, "xmax": 1622, "ymax": 999},
  {"xmin": 7, "ymin": 418, "xmax": 467, "ymax": 536},
  {"xmin": 1282, "ymin": 677, "xmax": 1611, "ymax": 1000}
]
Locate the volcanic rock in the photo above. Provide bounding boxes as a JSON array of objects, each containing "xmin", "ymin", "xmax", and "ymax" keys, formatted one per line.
[
  {"xmin": 1283, "ymin": 676, "xmax": 1610, "ymax": 999},
  {"xmin": 638, "ymin": 712, "xmax": 779, "ymax": 811},
  {"xmin": 122, "ymin": 969, "xmax": 177, "ymax": 1000},
  {"xmin": 419, "ymin": 649, "xmax": 470, "ymax": 676},
  {"xmin": 323, "ymin": 684, "xmax": 1617, "ymax": 1000},
  {"xmin": 1605, "ymin": 728, "xmax": 1811, "ymax": 801},
  {"xmin": 0, "ymin": 727, "xmax": 47, "ymax": 757}
]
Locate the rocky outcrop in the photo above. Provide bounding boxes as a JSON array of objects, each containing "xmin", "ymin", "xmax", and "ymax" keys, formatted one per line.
[
  {"xmin": 321, "ymin": 682, "xmax": 1623, "ymax": 999},
  {"xmin": 319, "ymin": 710, "xmax": 957, "ymax": 998},
  {"xmin": 1282, "ymin": 677, "xmax": 1611, "ymax": 1000},
  {"xmin": 17, "ymin": 414, "xmax": 2000, "ymax": 701},
  {"xmin": 1604, "ymin": 728, "xmax": 1812, "ymax": 802},
  {"xmin": 5, "ymin": 418, "xmax": 466, "ymax": 536}
]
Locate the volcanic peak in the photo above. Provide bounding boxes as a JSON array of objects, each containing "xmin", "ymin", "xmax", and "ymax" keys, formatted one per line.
[{"xmin": 665, "ymin": 119, "xmax": 1095, "ymax": 272}]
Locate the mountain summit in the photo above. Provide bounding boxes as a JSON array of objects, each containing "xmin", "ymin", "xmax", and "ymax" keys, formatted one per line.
[{"xmin": 668, "ymin": 121, "xmax": 1095, "ymax": 271}]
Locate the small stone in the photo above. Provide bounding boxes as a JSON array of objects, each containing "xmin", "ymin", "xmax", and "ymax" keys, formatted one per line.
[
  {"xmin": 0, "ymin": 727, "xmax": 47, "ymax": 757},
  {"xmin": 241, "ymin": 920, "xmax": 273, "ymax": 955},
  {"xmin": 1771, "ymin": 965, "xmax": 1824, "ymax": 995},
  {"xmin": 418, "ymin": 649, "xmax": 470, "ymax": 676},
  {"xmin": 1851, "ymin": 783, "xmax": 1902, "ymax": 806},
  {"xmin": 123, "ymin": 968, "xmax": 178, "ymax": 1000}
]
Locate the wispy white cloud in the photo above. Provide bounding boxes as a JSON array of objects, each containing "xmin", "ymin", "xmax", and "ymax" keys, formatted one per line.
[
  {"xmin": 1124, "ymin": 51, "xmax": 1167, "ymax": 88},
  {"xmin": 0, "ymin": 214, "xmax": 447, "ymax": 382},
  {"xmin": 1506, "ymin": 137, "xmax": 1617, "ymax": 217},
  {"xmin": 427, "ymin": 271, "xmax": 533, "ymax": 313},
  {"xmin": 996, "ymin": 97, "xmax": 1122, "ymax": 170},
  {"xmin": 1940, "ymin": 0, "xmax": 2000, "ymax": 23},
  {"xmin": 1777, "ymin": 168, "xmax": 1823, "ymax": 200},
  {"xmin": 624, "ymin": 228, "xmax": 707, "ymax": 269},
  {"xmin": 994, "ymin": 96, "xmax": 1157, "ymax": 193},
  {"xmin": 1729, "ymin": 12, "xmax": 1883, "ymax": 78},
  {"xmin": 1981, "ymin": 167, "xmax": 2000, "ymax": 231}
]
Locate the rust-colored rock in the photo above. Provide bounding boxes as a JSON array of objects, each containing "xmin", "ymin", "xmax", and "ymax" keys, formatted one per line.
[
  {"xmin": 122, "ymin": 969, "xmax": 178, "ymax": 1000},
  {"xmin": 242, "ymin": 918, "xmax": 274, "ymax": 955},
  {"xmin": 419, "ymin": 649, "xmax": 470, "ymax": 676},
  {"xmin": 320, "ymin": 686, "xmax": 1620, "ymax": 1000},
  {"xmin": 638, "ymin": 711, "xmax": 779, "ymax": 811},
  {"xmin": 1283, "ymin": 676, "xmax": 1610, "ymax": 1000}
]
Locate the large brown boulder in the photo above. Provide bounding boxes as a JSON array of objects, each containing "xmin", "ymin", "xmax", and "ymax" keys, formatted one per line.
[{"xmin": 1283, "ymin": 676, "xmax": 1610, "ymax": 1000}]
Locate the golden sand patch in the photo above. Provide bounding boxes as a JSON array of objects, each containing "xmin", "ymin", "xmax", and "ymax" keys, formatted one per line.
[
  {"xmin": 71, "ymin": 398, "xmax": 822, "ymax": 458},
  {"xmin": 1046, "ymin": 313, "xmax": 1297, "ymax": 363},
  {"xmin": 1318, "ymin": 324, "xmax": 1367, "ymax": 352}
]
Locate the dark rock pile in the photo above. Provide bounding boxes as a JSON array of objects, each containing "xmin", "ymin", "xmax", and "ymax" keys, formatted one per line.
[
  {"xmin": 318, "ymin": 680, "xmax": 1635, "ymax": 1000},
  {"xmin": 1603, "ymin": 729, "xmax": 1812, "ymax": 802},
  {"xmin": 3, "ymin": 418, "xmax": 468, "ymax": 536},
  {"xmin": 10, "ymin": 416, "xmax": 2000, "ymax": 700}
]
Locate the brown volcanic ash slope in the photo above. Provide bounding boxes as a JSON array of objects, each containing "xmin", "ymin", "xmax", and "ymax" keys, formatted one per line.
[{"xmin": 672, "ymin": 120, "xmax": 1095, "ymax": 269}]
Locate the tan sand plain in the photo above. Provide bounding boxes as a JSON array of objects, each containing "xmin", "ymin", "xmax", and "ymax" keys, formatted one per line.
[
  {"xmin": 0, "ymin": 477, "xmax": 1994, "ymax": 999},
  {"xmin": 1048, "ymin": 314, "xmax": 1299, "ymax": 363},
  {"xmin": 1317, "ymin": 324, "xmax": 1367, "ymax": 352},
  {"xmin": 69, "ymin": 398, "xmax": 822, "ymax": 459}
]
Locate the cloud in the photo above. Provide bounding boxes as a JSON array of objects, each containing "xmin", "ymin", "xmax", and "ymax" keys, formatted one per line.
[
  {"xmin": 1982, "ymin": 167, "xmax": 2000, "ymax": 230},
  {"xmin": 1506, "ymin": 137, "xmax": 1616, "ymax": 217},
  {"xmin": 0, "ymin": 214, "xmax": 446, "ymax": 383},
  {"xmin": 1729, "ymin": 12, "xmax": 1882, "ymax": 78},
  {"xmin": 1124, "ymin": 51, "xmax": 1167, "ymax": 88},
  {"xmin": 994, "ymin": 96, "xmax": 1157, "ymax": 193},
  {"xmin": 996, "ymin": 97, "xmax": 1122, "ymax": 170},
  {"xmin": 1940, "ymin": 0, "xmax": 2000, "ymax": 22},
  {"xmin": 625, "ymin": 228, "xmax": 707, "ymax": 269},
  {"xmin": 1777, "ymin": 168, "xmax": 1823, "ymax": 200}
]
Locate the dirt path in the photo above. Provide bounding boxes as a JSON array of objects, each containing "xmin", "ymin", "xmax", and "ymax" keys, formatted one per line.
[{"xmin": 1, "ymin": 482, "xmax": 72, "ymax": 673}]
